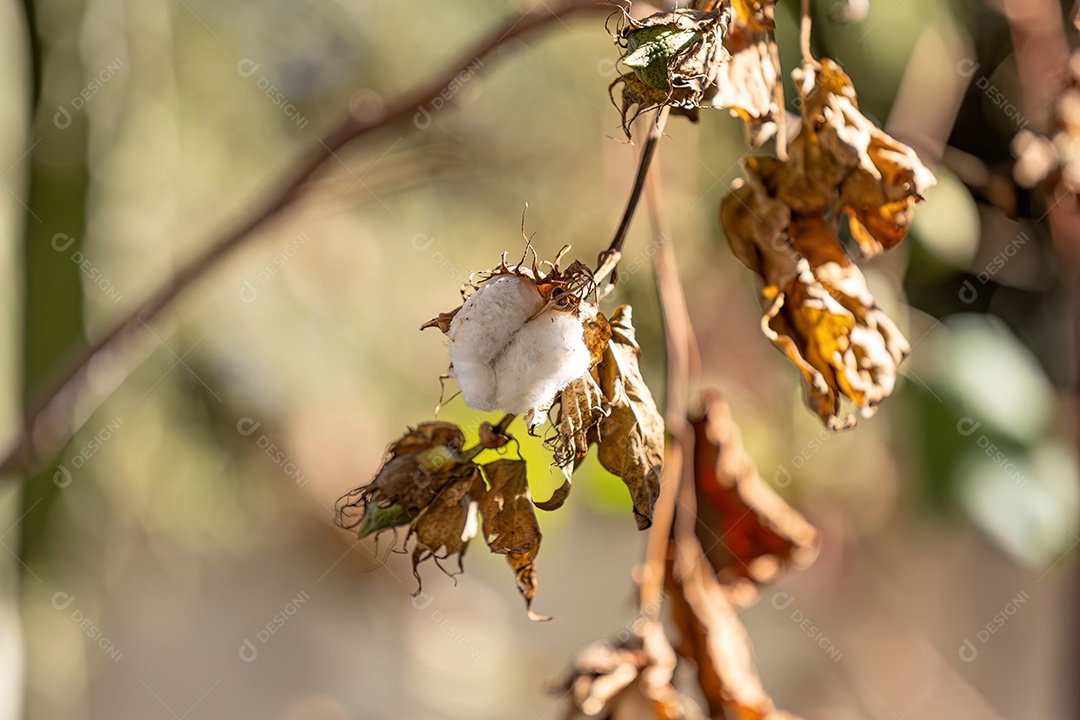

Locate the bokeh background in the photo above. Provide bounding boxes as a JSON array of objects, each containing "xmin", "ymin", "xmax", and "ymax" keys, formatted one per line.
[{"xmin": 0, "ymin": 0, "xmax": 1077, "ymax": 718}]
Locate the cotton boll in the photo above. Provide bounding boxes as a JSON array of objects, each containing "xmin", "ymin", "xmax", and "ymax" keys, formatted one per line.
[
  {"xmin": 494, "ymin": 308, "xmax": 591, "ymax": 414},
  {"xmin": 451, "ymin": 361, "xmax": 498, "ymax": 411},
  {"xmin": 448, "ymin": 275, "xmax": 543, "ymax": 366}
]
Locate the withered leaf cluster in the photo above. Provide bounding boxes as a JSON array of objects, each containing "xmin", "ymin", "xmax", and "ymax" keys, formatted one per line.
[
  {"xmin": 610, "ymin": 1, "xmax": 782, "ymax": 143},
  {"xmin": 557, "ymin": 624, "xmax": 697, "ymax": 719},
  {"xmin": 560, "ymin": 393, "xmax": 817, "ymax": 719},
  {"xmin": 721, "ymin": 60, "xmax": 935, "ymax": 429},
  {"xmin": 1013, "ymin": 51, "xmax": 1080, "ymax": 204},
  {"xmin": 335, "ymin": 422, "xmax": 549, "ymax": 620},
  {"xmin": 424, "ymin": 247, "xmax": 666, "ymax": 531}
]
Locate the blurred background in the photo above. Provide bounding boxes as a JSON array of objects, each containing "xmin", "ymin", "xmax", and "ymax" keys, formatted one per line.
[{"xmin": 0, "ymin": 0, "xmax": 1077, "ymax": 717}]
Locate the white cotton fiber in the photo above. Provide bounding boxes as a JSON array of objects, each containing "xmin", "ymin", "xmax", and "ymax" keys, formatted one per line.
[
  {"xmin": 451, "ymin": 361, "xmax": 498, "ymax": 411},
  {"xmin": 448, "ymin": 275, "xmax": 543, "ymax": 366},
  {"xmin": 446, "ymin": 272, "xmax": 592, "ymax": 417},
  {"xmin": 494, "ymin": 308, "xmax": 591, "ymax": 413}
]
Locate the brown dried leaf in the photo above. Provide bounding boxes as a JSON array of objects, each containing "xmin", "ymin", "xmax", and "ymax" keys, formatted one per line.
[
  {"xmin": 594, "ymin": 306, "xmax": 665, "ymax": 530},
  {"xmin": 719, "ymin": 171, "xmax": 792, "ymax": 283},
  {"xmin": 554, "ymin": 372, "xmax": 608, "ymax": 469},
  {"xmin": 610, "ymin": 72, "xmax": 696, "ymax": 137},
  {"xmin": 583, "ymin": 311, "xmax": 613, "ymax": 369},
  {"xmin": 408, "ymin": 468, "xmax": 485, "ymax": 588},
  {"xmin": 709, "ymin": 20, "xmax": 779, "ymax": 146},
  {"xmin": 667, "ymin": 546, "xmax": 804, "ymax": 720},
  {"xmin": 480, "ymin": 459, "xmax": 549, "ymax": 621},
  {"xmin": 534, "ymin": 478, "xmax": 572, "ymax": 512},
  {"xmin": 691, "ymin": 391, "xmax": 818, "ymax": 590},
  {"xmin": 558, "ymin": 632, "xmax": 702, "ymax": 720},
  {"xmin": 762, "ymin": 227, "xmax": 909, "ymax": 429}
]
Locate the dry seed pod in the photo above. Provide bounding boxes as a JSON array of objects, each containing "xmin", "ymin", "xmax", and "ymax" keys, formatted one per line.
[
  {"xmin": 610, "ymin": 7, "xmax": 732, "ymax": 135},
  {"xmin": 334, "ymin": 422, "xmax": 473, "ymax": 538}
]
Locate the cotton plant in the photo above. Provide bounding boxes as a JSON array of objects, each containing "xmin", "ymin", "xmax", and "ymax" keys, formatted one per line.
[{"xmin": 333, "ymin": 1, "xmax": 939, "ymax": 717}]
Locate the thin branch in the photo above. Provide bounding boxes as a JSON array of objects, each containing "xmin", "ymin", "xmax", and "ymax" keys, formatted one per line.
[
  {"xmin": 0, "ymin": 0, "xmax": 611, "ymax": 479},
  {"xmin": 595, "ymin": 106, "xmax": 670, "ymax": 287},
  {"xmin": 638, "ymin": 143, "xmax": 694, "ymax": 619}
]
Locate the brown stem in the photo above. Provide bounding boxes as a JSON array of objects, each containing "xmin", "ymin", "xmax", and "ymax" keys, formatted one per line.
[
  {"xmin": 637, "ymin": 143, "xmax": 696, "ymax": 618},
  {"xmin": 0, "ymin": 0, "xmax": 611, "ymax": 479},
  {"xmin": 492, "ymin": 413, "xmax": 516, "ymax": 436},
  {"xmin": 595, "ymin": 107, "xmax": 670, "ymax": 286}
]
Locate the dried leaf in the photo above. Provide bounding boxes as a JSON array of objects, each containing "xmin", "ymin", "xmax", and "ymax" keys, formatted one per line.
[
  {"xmin": 558, "ymin": 632, "xmax": 702, "ymax": 719},
  {"xmin": 719, "ymin": 171, "xmax": 792, "ymax": 282},
  {"xmin": 691, "ymin": 391, "xmax": 818, "ymax": 589},
  {"xmin": 408, "ymin": 469, "xmax": 486, "ymax": 588},
  {"xmin": 594, "ymin": 306, "xmax": 665, "ymax": 530},
  {"xmin": 668, "ymin": 546, "xmax": 804, "ymax": 720},
  {"xmin": 762, "ymin": 238, "xmax": 909, "ymax": 429},
  {"xmin": 709, "ymin": 19, "xmax": 779, "ymax": 146},
  {"xmin": 480, "ymin": 459, "xmax": 549, "ymax": 621},
  {"xmin": 388, "ymin": 421, "xmax": 465, "ymax": 457},
  {"xmin": 583, "ymin": 312, "xmax": 613, "ymax": 369},
  {"xmin": 534, "ymin": 478, "xmax": 572, "ymax": 512},
  {"xmin": 554, "ymin": 372, "xmax": 608, "ymax": 468}
]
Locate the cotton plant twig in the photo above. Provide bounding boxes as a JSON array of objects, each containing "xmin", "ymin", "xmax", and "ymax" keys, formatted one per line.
[
  {"xmin": 594, "ymin": 107, "xmax": 671, "ymax": 290},
  {"xmin": 0, "ymin": 0, "xmax": 612, "ymax": 479},
  {"xmin": 637, "ymin": 144, "xmax": 698, "ymax": 620}
]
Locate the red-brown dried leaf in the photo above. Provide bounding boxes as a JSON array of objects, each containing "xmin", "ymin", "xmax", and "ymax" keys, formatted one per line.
[{"xmin": 691, "ymin": 391, "xmax": 818, "ymax": 589}]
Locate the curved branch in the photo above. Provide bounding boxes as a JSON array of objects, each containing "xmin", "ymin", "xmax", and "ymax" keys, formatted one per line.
[
  {"xmin": 0, "ymin": 0, "xmax": 612, "ymax": 478},
  {"xmin": 595, "ymin": 106, "xmax": 670, "ymax": 286}
]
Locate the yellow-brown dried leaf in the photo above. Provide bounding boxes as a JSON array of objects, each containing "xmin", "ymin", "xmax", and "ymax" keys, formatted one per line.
[
  {"xmin": 480, "ymin": 459, "xmax": 549, "ymax": 620},
  {"xmin": 593, "ymin": 305, "xmax": 665, "ymax": 530}
]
